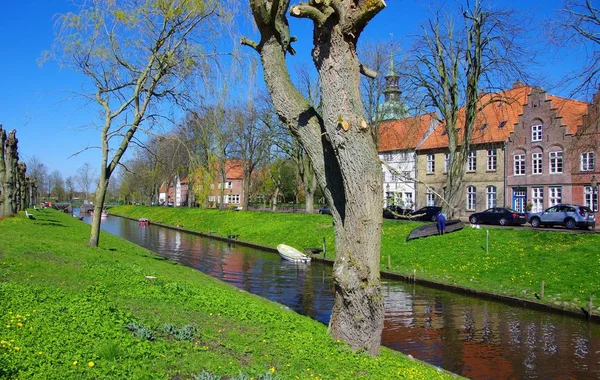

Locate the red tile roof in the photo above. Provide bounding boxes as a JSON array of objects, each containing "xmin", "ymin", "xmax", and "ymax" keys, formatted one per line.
[
  {"xmin": 223, "ymin": 159, "xmax": 244, "ymax": 180},
  {"xmin": 377, "ymin": 113, "xmax": 437, "ymax": 152},
  {"xmin": 547, "ymin": 95, "xmax": 588, "ymax": 134},
  {"xmin": 417, "ymin": 86, "xmax": 588, "ymax": 150}
]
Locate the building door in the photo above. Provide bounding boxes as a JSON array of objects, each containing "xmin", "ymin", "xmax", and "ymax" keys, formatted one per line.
[{"xmin": 513, "ymin": 187, "xmax": 527, "ymax": 213}]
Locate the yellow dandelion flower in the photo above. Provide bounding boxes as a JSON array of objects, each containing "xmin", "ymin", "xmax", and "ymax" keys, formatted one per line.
[
  {"xmin": 270, "ymin": 366, "xmax": 276, "ymax": 373},
  {"xmin": 14, "ymin": 346, "xmax": 20, "ymax": 351},
  {"xmin": 73, "ymin": 361, "xmax": 78, "ymax": 366},
  {"xmin": 16, "ymin": 322, "xmax": 23, "ymax": 328},
  {"xmin": 38, "ymin": 352, "xmax": 43, "ymax": 356},
  {"xmin": 88, "ymin": 361, "xmax": 94, "ymax": 368}
]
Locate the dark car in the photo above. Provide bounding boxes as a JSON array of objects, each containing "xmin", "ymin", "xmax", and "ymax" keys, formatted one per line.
[
  {"xmin": 528, "ymin": 204, "xmax": 596, "ymax": 229},
  {"xmin": 318, "ymin": 206, "xmax": 331, "ymax": 215},
  {"xmin": 383, "ymin": 205, "xmax": 410, "ymax": 219},
  {"xmin": 468, "ymin": 207, "xmax": 527, "ymax": 226},
  {"xmin": 410, "ymin": 206, "xmax": 442, "ymax": 222}
]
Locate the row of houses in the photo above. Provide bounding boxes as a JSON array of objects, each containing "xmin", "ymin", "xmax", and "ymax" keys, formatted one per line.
[
  {"xmin": 159, "ymin": 61, "xmax": 599, "ymax": 218},
  {"xmin": 379, "ymin": 82, "xmax": 600, "ymax": 218},
  {"xmin": 159, "ymin": 160, "xmax": 245, "ymax": 208}
]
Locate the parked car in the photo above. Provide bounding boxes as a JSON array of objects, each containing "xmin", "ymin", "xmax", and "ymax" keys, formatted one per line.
[
  {"xmin": 528, "ymin": 204, "xmax": 596, "ymax": 229},
  {"xmin": 318, "ymin": 206, "xmax": 331, "ymax": 215},
  {"xmin": 468, "ymin": 207, "xmax": 527, "ymax": 226},
  {"xmin": 383, "ymin": 205, "xmax": 410, "ymax": 219},
  {"xmin": 410, "ymin": 206, "xmax": 442, "ymax": 222}
]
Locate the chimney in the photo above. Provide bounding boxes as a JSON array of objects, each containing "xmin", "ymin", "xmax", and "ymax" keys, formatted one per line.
[{"xmin": 512, "ymin": 81, "xmax": 525, "ymax": 89}]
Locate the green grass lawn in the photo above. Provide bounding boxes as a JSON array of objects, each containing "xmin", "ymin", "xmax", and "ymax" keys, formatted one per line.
[
  {"xmin": 0, "ymin": 209, "xmax": 451, "ymax": 379},
  {"xmin": 109, "ymin": 205, "xmax": 600, "ymax": 314}
]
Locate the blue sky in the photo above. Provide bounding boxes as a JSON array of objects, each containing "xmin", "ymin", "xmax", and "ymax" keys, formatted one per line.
[{"xmin": 0, "ymin": 0, "xmax": 588, "ymax": 182}]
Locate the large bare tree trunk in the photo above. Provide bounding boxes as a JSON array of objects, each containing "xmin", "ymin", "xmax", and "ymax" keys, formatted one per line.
[
  {"xmin": 0, "ymin": 126, "xmax": 6, "ymax": 217},
  {"xmin": 245, "ymin": 0, "xmax": 386, "ymax": 354},
  {"xmin": 2, "ymin": 130, "xmax": 19, "ymax": 217},
  {"xmin": 17, "ymin": 163, "xmax": 27, "ymax": 211}
]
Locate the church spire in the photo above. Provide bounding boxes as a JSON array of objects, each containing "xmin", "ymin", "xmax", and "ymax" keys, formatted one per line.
[{"xmin": 377, "ymin": 51, "xmax": 408, "ymax": 121}]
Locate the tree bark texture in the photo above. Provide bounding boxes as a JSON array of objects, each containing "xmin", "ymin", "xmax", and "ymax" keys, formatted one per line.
[
  {"xmin": 0, "ymin": 126, "xmax": 6, "ymax": 217},
  {"xmin": 245, "ymin": 0, "xmax": 386, "ymax": 354},
  {"xmin": 1, "ymin": 130, "xmax": 19, "ymax": 217}
]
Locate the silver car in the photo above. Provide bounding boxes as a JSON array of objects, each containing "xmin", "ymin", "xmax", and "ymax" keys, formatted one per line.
[{"xmin": 528, "ymin": 204, "xmax": 596, "ymax": 229}]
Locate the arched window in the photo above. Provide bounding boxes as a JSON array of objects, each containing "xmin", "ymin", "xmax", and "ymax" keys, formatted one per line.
[
  {"xmin": 514, "ymin": 151, "xmax": 526, "ymax": 175},
  {"xmin": 531, "ymin": 147, "xmax": 543, "ymax": 175},
  {"xmin": 467, "ymin": 186, "xmax": 476, "ymax": 210},
  {"xmin": 486, "ymin": 186, "xmax": 497, "ymax": 209}
]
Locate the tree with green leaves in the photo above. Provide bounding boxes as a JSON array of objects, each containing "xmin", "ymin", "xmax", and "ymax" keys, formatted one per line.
[
  {"xmin": 47, "ymin": 0, "xmax": 226, "ymax": 246},
  {"xmin": 243, "ymin": 0, "xmax": 387, "ymax": 354}
]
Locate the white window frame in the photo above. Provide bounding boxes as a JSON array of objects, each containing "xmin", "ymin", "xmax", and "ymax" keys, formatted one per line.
[
  {"xmin": 426, "ymin": 188, "xmax": 435, "ymax": 206},
  {"xmin": 383, "ymin": 153, "xmax": 393, "ymax": 161},
  {"xmin": 531, "ymin": 187, "xmax": 544, "ymax": 213},
  {"xmin": 549, "ymin": 186, "xmax": 562, "ymax": 207},
  {"xmin": 427, "ymin": 154, "xmax": 435, "ymax": 174},
  {"xmin": 404, "ymin": 192, "xmax": 413, "ymax": 208},
  {"xmin": 581, "ymin": 152, "xmax": 595, "ymax": 171},
  {"xmin": 225, "ymin": 181, "xmax": 233, "ymax": 189},
  {"xmin": 487, "ymin": 149, "xmax": 497, "ymax": 171},
  {"xmin": 532, "ymin": 124, "xmax": 542, "ymax": 142},
  {"xmin": 486, "ymin": 186, "xmax": 497, "ymax": 209},
  {"xmin": 467, "ymin": 186, "xmax": 476, "ymax": 211},
  {"xmin": 514, "ymin": 154, "xmax": 525, "ymax": 175},
  {"xmin": 549, "ymin": 151, "xmax": 563, "ymax": 174},
  {"xmin": 467, "ymin": 150, "xmax": 476, "ymax": 172},
  {"xmin": 584, "ymin": 186, "xmax": 598, "ymax": 212},
  {"xmin": 230, "ymin": 194, "xmax": 240, "ymax": 204},
  {"xmin": 532, "ymin": 152, "xmax": 542, "ymax": 175}
]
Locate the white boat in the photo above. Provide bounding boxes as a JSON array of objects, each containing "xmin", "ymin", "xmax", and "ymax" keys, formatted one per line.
[{"xmin": 277, "ymin": 244, "xmax": 311, "ymax": 263}]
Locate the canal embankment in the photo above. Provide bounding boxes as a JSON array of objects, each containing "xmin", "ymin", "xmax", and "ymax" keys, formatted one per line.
[
  {"xmin": 0, "ymin": 209, "xmax": 453, "ymax": 379},
  {"xmin": 107, "ymin": 205, "xmax": 600, "ymax": 322}
]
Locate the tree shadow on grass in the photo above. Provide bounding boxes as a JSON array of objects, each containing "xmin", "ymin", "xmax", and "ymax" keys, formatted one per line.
[{"xmin": 35, "ymin": 222, "xmax": 67, "ymax": 227}]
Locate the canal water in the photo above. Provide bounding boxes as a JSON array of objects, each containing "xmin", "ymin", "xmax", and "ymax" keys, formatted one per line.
[{"xmin": 88, "ymin": 215, "xmax": 599, "ymax": 379}]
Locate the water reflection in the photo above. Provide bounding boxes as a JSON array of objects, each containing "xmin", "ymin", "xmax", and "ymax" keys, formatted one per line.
[{"xmin": 91, "ymin": 215, "xmax": 600, "ymax": 379}]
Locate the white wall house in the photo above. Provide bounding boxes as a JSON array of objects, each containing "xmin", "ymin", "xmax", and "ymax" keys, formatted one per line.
[{"xmin": 378, "ymin": 114, "xmax": 439, "ymax": 210}]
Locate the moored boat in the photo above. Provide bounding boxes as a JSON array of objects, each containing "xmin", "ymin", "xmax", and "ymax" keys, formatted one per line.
[
  {"xmin": 406, "ymin": 219, "xmax": 464, "ymax": 241},
  {"xmin": 277, "ymin": 244, "xmax": 311, "ymax": 263}
]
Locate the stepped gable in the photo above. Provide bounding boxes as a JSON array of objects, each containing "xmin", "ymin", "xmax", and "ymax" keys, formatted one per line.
[{"xmin": 418, "ymin": 84, "xmax": 589, "ymax": 151}]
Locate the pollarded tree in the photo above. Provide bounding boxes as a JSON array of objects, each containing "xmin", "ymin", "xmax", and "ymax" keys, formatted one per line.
[
  {"xmin": 48, "ymin": 0, "xmax": 227, "ymax": 246},
  {"xmin": 25, "ymin": 156, "xmax": 47, "ymax": 203},
  {"xmin": 243, "ymin": 0, "xmax": 387, "ymax": 354},
  {"xmin": 0, "ymin": 127, "xmax": 19, "ymax": 217}
]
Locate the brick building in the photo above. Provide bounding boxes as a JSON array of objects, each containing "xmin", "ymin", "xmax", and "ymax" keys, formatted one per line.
[
  {"xmin": 505, "ymin": 87, "xmax": 589, "ymax": 213},
  {"xmin": 570, "ymin": 90, "xmax": 600, "ymax": 214},
  {"xmin": 208, "ymin": 160, "xmax": 244, "ymax": 208}
]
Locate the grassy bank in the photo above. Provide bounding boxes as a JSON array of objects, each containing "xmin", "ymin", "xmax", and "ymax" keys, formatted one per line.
[
  {"xmin": 109, "ymin": 205, "xmax": 600, "ymax": 314},
  {"xmin": 0, "ymin": 209, "xmax": 450, "ymax": 379}
]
